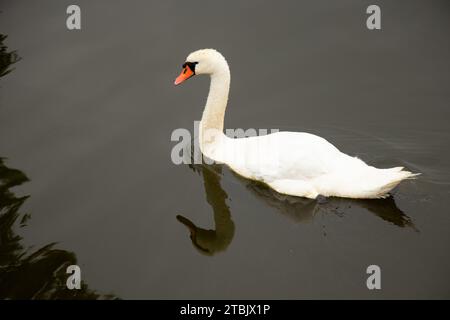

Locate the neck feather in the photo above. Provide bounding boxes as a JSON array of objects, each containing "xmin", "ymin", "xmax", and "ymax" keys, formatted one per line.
[{"xmin": 199, "ymin": 64, "xmax": 230, "ymax": 158}]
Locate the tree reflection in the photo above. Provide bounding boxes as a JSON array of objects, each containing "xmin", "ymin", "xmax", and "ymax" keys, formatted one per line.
[
  {"xmin": 0, "ymin": 34, "xmax": 117, "ymax": 299},
  {"xmin": 0, "ymin": 159, "xmax": 117, "ymax": 299},
  {"xmin": 0, "ymin": 34, "xmax": 20, "ymax": 77}
]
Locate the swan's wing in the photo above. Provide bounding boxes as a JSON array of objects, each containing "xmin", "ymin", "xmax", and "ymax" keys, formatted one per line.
[{"xmin": 223, "ymin": 131, "xmax": 345, "ymax": 183}]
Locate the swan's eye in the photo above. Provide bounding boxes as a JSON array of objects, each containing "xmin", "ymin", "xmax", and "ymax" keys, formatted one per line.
[{"xmin": 182, "ymin": 62, "xmax": 198, "ymax": 74}]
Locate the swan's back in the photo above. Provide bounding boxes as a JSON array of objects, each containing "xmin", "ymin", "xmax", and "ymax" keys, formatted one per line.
[
  {"xmin": 221, "ymin": 131, "xmax": 418, "ymax": 199},
  {"xmin": 223, "ymin": 131, "xmax": 345, "ymax": 181}
]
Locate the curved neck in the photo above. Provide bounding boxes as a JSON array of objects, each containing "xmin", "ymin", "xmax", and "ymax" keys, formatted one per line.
[{"xmin": 199, "ymin": 66, "xmax": 230, "ymax": 156}]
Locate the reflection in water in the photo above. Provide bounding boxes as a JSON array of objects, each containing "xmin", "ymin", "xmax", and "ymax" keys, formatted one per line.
[
  {"xmin": 177, "ymin": 165, "xmax": 235, "ymax": 256},
  {"xmin": 242, "ymin": 176, "xmax": 416, "ymax": 229},
  {"xmin": 0, "ymin": 34, "xmax": 20, "ymax": 77},
  {"xmin": 0, "ymin": 34, "xmax": 116, "ymax": 299},
  {"xmin": 0, "ymin": 158, "xmax": 116, "ymax": 299},
  {"xmin": 178, "ymin": 159, "xmax": 416, "ymax": 255}
]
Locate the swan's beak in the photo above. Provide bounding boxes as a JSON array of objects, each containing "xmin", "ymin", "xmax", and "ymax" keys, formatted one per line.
[{"xmin": 174, "ymin": 66, "xmax": 195, "ymax": 85}]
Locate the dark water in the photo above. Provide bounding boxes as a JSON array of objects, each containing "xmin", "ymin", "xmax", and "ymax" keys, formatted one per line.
[{"xmin": 1, "ymin": 0, "xmax": 449, "ymax": 299}]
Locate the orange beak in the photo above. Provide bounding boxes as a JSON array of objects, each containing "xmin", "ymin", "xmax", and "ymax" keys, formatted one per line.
[{"xmin": 174, "ymin": 65, "xmax": 195, "ymax": 85}]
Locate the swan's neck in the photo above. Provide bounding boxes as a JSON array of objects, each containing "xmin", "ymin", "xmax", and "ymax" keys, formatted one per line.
[{"xmin": 199, "ymin": 65, "xmax": 230, "ymax": 159}]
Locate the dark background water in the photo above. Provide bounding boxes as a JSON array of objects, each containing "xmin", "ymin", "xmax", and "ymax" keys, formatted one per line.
[{"xmin": 0, "ymin": 0, "xmax": 449, "ymax": 299}]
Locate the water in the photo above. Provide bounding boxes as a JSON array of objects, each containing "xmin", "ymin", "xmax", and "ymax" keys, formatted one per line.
[{"xmin": 1, "ymin": 0, "xmax": 449, "ymax": 299}]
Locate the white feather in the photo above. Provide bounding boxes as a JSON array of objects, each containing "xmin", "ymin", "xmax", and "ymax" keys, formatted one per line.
[{"xmin": 180, "ymin": 49, "xmax": 419, "ymax": 199}]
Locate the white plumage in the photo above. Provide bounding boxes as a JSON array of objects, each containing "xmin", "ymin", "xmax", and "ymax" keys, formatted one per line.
[{"xmin": 175, "ymin": 49, "xmax": 419, "ymax": 199}]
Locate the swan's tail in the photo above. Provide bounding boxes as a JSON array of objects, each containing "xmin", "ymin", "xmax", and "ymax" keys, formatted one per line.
[{"xmin": 360, "ymin": 166, "xmax": 420, "ymax": 199}]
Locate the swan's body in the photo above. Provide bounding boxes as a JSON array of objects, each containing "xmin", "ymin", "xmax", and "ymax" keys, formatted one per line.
[{"xmin": 174, "ymin": 49, "xmax": 419, "ymax": 199}]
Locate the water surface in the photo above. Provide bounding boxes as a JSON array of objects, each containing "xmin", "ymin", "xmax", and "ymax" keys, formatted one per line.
[{"xmin": 1, "ymin": 0, "xmax": 449, "ymax": 299}]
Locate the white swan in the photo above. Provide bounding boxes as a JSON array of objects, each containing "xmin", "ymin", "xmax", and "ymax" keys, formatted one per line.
[{"xmin": 174, "ymin": 49, "xmax": 419, "ymax": 199}]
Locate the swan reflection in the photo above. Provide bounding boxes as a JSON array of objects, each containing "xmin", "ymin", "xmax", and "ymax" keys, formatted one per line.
[
  {"xmin": 242, "ymin": 174, "xmax": 416, "ymax": 229},
  {"xmin": 177, "ymin": 165, "xmax": 235, "ymax": 256},
  {"xmin": 177, "ymin": 163, "xmax": 416, "ymax": 255}
]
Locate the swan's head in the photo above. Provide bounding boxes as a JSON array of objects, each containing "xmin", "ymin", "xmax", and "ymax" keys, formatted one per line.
[{"xmin": 174, "ymin": 48, "xmax": 228, "ymax": 85}]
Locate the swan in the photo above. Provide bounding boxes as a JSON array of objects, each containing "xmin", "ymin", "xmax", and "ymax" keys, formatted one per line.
[{"xmin": 174, "ymin": 49, "xmax": 419, "ymax": 199}]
